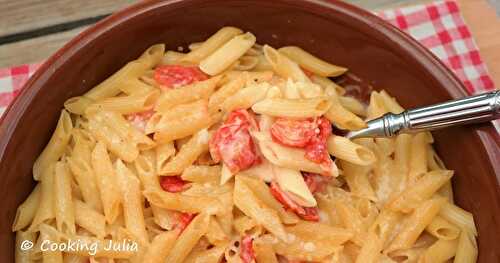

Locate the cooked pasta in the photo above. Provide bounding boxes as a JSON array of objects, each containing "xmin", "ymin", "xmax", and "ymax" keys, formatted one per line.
[{"xmin": 13, "ymin": 27, "xmax": 477, "ymax": 263}]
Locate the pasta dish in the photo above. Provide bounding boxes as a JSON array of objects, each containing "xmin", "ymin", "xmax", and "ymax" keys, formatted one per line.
[{"xmin": 12, "ymin": 27, "xmax": 478, "ymax": 263}]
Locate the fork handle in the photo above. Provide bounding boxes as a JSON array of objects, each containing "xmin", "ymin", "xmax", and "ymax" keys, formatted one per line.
[{"xmin": 384, "ymin": 90, "xmax": 500, "ymax": 136}]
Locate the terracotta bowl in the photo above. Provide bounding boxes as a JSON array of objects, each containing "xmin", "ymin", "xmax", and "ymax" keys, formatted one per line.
[{"xmin": 1, "ymin": 0, "xmax": 498, "ymax": 261}]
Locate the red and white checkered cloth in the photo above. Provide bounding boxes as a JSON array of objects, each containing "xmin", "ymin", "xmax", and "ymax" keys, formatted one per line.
[
  {"xmin": 0, "ymin": 0, "xmax": 497, "ymax": 118},
  {"xmin": 377, "ymin": 0, "xmax": 495, "ymax": 94}
]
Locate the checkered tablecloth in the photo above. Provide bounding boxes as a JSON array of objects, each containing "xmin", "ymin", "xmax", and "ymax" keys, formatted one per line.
[{"xmin": 0, "ymin": 0, "xmax": 496, "ymax": 119}]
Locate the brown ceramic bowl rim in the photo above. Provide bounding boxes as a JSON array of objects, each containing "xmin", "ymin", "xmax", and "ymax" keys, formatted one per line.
[{"xmin": 0, "ymin": 0, "xmax": 498, "ymax": 177}]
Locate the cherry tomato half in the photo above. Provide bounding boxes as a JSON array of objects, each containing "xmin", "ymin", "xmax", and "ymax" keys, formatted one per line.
[
  {"xmin": 160, "ymin": 176, "xmax": 188, "ymax": 193},
  {"xmin": 209, "ymin": 109, "xmax": 259, "ymax": 173},
  {"xmin": 154, "ymin": 65, "xmax": 208, "ymax": 89},
  {"xmin": 270, "ymin": 118, "xmax": 317, "ymax": 147}
]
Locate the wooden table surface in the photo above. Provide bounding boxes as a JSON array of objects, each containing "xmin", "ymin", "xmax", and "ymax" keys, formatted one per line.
[{"xmin": 0, "ymin": 0, "xmax": 498, "ymax": 87}]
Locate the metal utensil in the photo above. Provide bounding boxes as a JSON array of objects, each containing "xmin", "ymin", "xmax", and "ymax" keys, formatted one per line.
[{"xmin": 346, "ymin": 90, "xmax": 500, "ymax": 139}]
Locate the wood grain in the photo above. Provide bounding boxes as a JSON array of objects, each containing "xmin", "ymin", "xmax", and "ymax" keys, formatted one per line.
[
  {"xmin": 0, "ymin": 27, "xmax": 87, "ymax": 67},
  {"xmin": 0, "ymin": 0, "xmax": 134, "ymax": 37},
  {"xmin": 458, "ymin": 0, "xmax": 500, "ymax": 87}
]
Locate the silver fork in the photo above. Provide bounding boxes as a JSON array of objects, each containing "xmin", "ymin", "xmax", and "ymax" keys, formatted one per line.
[{"xmin": 346, "ymin": 90, "xmax": 500, "ymax": 139}]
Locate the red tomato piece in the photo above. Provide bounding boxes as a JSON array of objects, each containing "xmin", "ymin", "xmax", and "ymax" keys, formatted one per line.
[
  {"xmin": 301, "ymin": 207, "xmax": 320, "ymax": 222},
  {"xmin": 270, "ymin": 118, "xmax": 317, "ymax": 147},
  {"xmin": 174, "ymin": 212, "xmax": 196, "ymax": 233},
  {"xmin": 304, "ymin": 117, "xmax": 332, "ymax": 166},
  {"xmin": 209, "ymin": 109, "xmax": 259, "ymax": 173},
  {"xmin": 240, "ymin": 235, "xmax": 256, "ymax": 263},
  {"xmin": 125, "ymin": 109, "xmax": 154, "ymax": 132},
  {"xmin": 269, "ymin": 182, "xmax": 320, "ymax": 221},
  {"xmin": 303, "ymin": 172, "xmax": 331, "ymax": 194},
  {"xmin": 154, "ymin": 65, "xmax": 208, "ymax": 89},
  {"xmin": 160, "ymin": 176, "xmax": 188, "ymax": 193},
  {"xmin": 225, "ymin": 108, "xmax": 259, "ymax": 130},
  {"xmin": 269, "ymin": 182, "xmax": 305, "ymax": 215}
]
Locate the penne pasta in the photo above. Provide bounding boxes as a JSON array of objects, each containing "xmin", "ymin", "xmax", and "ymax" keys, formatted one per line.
[
  {"xmin": 91, "ymin": 142, "xmax": 121, "ymax": 224},
  {"xmin": 115, "ymin": 160, "xmax": 149, "ymax": 245},
  {"xmin": 378, "ymin": 90, "xmax": 404, "ymax": 114},
  {"xmin": 420, "ymin": 238, "xmax": 458, "ymax": 263},
  {"xmin": 273, "ymin": 222, "xmax": 353, "ymax": 261},
  {"xmin": 184, "ymin": 243, "xmax": 227, "ymax": 263},
  {"xmin": 28, "ymin": 164, "xmax": 56, "ymax": 232},
  {"xmin": 137, "ymin": 44, "xmax": 166, "ymax": 68},
  {"xmin": 67, "ymin": 156, "xmax": 103, "ymax": 213},
  {"xmin": 279, "ymin": 46, "xmax": 347, "ymax": 77},
  {"xmin": 273, "ymin": 165, "xmax": 316, "ymax": 207},
  {"xmin": 335, "ymin": 200, "xmax": 366, "ymax": 246},
  {"xmin": 84, "ymin": 61, "xmax": 150, "ymax": 100},
  {"xmin": 454, "ymin": 229, "xmax": 478, "ymax": 263},
  {"xmin": 386, "ymin": 197, "xmax": 446, "ymax": 253},
  {"xmin": 328, "ymin": 135, "xmax": 376, "ymax": 166},
  {"xmin": 188, "ymin": 42, "xmax": 203, "ymax": 51},
  {"xmin": 161, "ymin": 50, "xmax": 186, "ymax": 65},
  {"xmin": 208, "ymin": 73, "xmax": 247, "ymax": 114},
  {"xmin": 439, "ymin": 202, "xmax": 478, "ymax": 237},
  {"xmin": 340, "ymin": 160, "xmax": 377, "ymax": 201},
  {"xmin": 339, "ymin": 95, "xmax": 367, "ymax": 116},
  {"xmin": 311, "ymin": 75, "xmax": 346, "ymax": 96},
  {"xmin": 367, "ymin": 91, "xmax": 389, "ymax": 120},
  {"xmin": 88, "ymin": 89, "xmax": 159, "ymax": 114},
  {"xmin": 165, "ymin": 213, "xmax": 210, "ymax": 263},
  {"xmin": 324, "ymin": 96, "xmax": 367, "ymax": 130},
  {"xmin": 206, "ymin": 216, "xmax": 228, "ymax": 244},
  {"xmin": 144, "ymin": 188, "xmax": 223, "ymax": 215},
  {"xmin": 155, "ymin": 76, "xmax": 221, "ymax": 112},
  {"xmin": 142, "ymin": 230, "xmax": 178, "ymax": 263},
  {"xmin": 33, "ymin": 110, "xmax": 73, "ymax": 180},
  {"xmin": 355, "ymin": 232, "xmax": 382, "ymax": 263},
  {"xmin": 158, "ymin": 129, "xmax": 209, "ymax": 175},
  {"xmin": 425, "ymin": 216, "xmax": 460, "ymax": 240},
  {"xmin": 221, "ymin": 82, "xmax": 270, "ymax": 113},
  {"xmin": 74, "ymin": 199, "xmax": 106, "ymax": 239},
  {"xmin": 369, "ymin": 209, "xmax": 403, "ymax": 249},
  {"xmin": 181, "ymin": 27, "xmax": 244, "ymax": 63},
  {"xmin": 88, "ymin": 109, "xmax": 155, "ymax": 150},
  {"xmin": 200, "ymin": 32, "xmax": 256, "ymax": 75},
  {"xmin": 254, "ymin": 237, "xmax": 279, "ymax": 263},
  {"xmin": 237, "ymin": 174, "xmax": 299, "ymax": 224},
  {"xmin": 263, "ymin": 45, "xmax": 310, "ymax": 82},
  {"xmin": 181, "ymin": 165, "xmax": 221, "ymax": 183},
  {"xmin": 254, "ymin": 53, "xmax": 275, "ymax": 71},
  {"xmin": 234, "ymin": 175, "xmax": 287, "ymax": 241},
  {"xmin": 232, "ymin": 55, "xmax": 259, "ymax": 71},
  {"xmin": 252, "ymin": 97, "xmax": 332, "ymax": 118},
  {"xmin": 120, "ymin": 77, "xmax": 157, "ymax": 95},
  {"xmin": 12, "ymin": 184, "xmax": 40, "ymax": 231},
  {"xmin": 87, "ymin": 113, "xmax": 139, "ymax": 162},
  {"xmin": 154, "ymin": 142, "xmax": 175, "ymax": 175},
  {"xmin": 388, "ymin": 170, "xmax": 453, "ymax": 213},
  {"xmin": 53, "ymin": 161, "xmax": 76, "ymax": 235},
  {"xmin": 64, "ymin": 96, "xmax": 94, "ymax": 115},
  {"xmin": 408, "ymin": 132, "xmax": 430, "ymax": 184}
]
